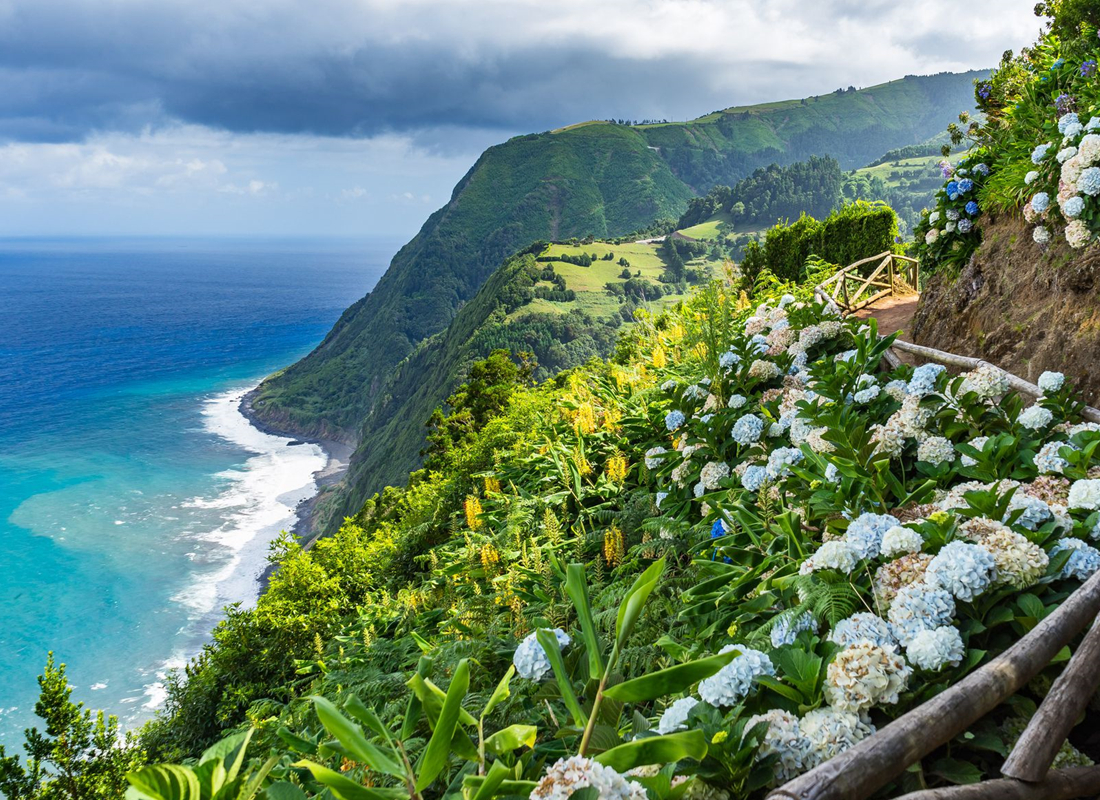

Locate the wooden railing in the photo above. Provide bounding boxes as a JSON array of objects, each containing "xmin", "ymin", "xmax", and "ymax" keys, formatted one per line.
[{"xmin": 814, "ymin": 251, "xmax": 919, "ymax": 314}]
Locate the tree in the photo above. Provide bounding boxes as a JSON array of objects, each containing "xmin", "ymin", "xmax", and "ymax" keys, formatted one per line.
[{"xmin": 0, "ymin": 654, "xmax": 145, "ymax": 799}]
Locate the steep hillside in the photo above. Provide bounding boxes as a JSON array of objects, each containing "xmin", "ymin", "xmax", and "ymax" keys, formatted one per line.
[{"xmin": 250, "ymin": 70, "xmax": 986, "ymax": 514}]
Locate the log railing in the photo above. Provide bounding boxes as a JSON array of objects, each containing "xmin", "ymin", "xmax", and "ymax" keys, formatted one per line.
[
  {"xmin": 768, "ymin": 571, "xmax": 1100, "ymax": 800},
  {"xmin": 814, "ymin": 251, "xmax": 918, "ymax": 314}
]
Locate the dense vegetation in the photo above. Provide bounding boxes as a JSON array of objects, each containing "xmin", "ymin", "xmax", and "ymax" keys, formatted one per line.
[{"xmin": 248, "ymin": 71, "xmax": 985, "ymax": 531}]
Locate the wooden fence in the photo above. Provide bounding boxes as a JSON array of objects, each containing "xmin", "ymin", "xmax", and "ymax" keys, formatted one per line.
[{"xmin": 814, "ymin": 251, "xmax": 919, "ymax": 314}]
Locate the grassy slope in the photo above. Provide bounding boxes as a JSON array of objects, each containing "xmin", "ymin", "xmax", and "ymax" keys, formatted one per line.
[{"xmin": 251, "ymin": 70, "xmax": 985, "ymax": 523}]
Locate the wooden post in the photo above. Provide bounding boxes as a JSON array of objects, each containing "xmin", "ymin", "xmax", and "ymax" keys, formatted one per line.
[
  {"xmin": 767, "ymin": 570, "xmax": 1100, "ymax": 800},
  {"xmin": 889, "ymin": 767, "xmax": 1100, "ymax": 800},
  {"xmin": 1001, "ymin": 618, "xmax": 1100, "ymax": 782},
  {"xmin": 888, "ymin": 256, "xmax": 895, "ymax": 292}
]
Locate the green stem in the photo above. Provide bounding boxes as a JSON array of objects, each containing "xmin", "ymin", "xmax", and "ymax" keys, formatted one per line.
[{"xmin": 578, "ymin": 642, "xmax": 619, "ymax": 756}]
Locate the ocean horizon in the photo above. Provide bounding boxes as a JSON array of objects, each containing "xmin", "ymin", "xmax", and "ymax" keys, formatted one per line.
[{"xmin": 0, "ymin": 235, "xmax": 400, "ymax": 747}]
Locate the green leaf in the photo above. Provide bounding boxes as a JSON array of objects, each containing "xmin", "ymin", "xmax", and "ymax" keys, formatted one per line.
[
  {"xmin": 536, "ymin": 628, "xmax": 588, "ymax": 727},
  {"xmin": 466, "ymin": 760, "xmax": 512, "ymax": 800},
  {"xmin": 603, "ymin": 649, "xmax": 739, "ymax": 702},
  {"xmin": 616, "ymin": 558, "xmax": 666, "ymax": 649},
  {"xmin": 930, "ymin": 757, "xmax": 983, "ymax": 785},
  {"xmin": 594, "ymin": 730, "xmax": 708, "ymax": 773},
  {"xmin": 756, "ymin": 675, "xmax": 805, "ymax": 704},
  {"xmin": 126, "ymin": 765, "xmax": 202, "ymax": 800},
  {"xmin": 565, "ymin": 563, "xmax": 605, "ymax": 677},
  {"xmin": 415, "ymin": 658, "xmax": 470, "ymax": 791},
  {"xmin": 344, "ymin": 695, "xmax": 390, "ymax": 742},
  {"xmin": 407, "ymin": 675, "xmax": 479, "ymax": 728},
  {"xmin": 276, "ymin": 727, "xmax": 318, "ymax": 756},
  {"xmin": 293, "ymin": 761, "xmax": 407, "ymax": 800},
  {"xmin": 481, "ymin": 666, "xmax": 515, "ymax": 720},
  {"xmin": 265, "ymin": 782, "xmax": 309, "ymax": 800},
  {"xmin": 484, "ymin": 724, "xmax": 537, "ymax": 755},
  {"xmin": 311, "ymin": 696, "xmax": 404, "ymax": 778}
]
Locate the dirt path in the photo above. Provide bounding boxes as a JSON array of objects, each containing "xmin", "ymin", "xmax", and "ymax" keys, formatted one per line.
[{"xmin": 853, "ymin": 294, "xmax": 920, "ymax": 338}]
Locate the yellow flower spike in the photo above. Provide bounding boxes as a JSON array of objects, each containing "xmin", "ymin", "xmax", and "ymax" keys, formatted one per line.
[
  {"xmin": 574, "ymin": 448, "xmax": 592, "ymax": 476},
  {"xmin": 605, "ymin": 454, "xmax": 628, "ymax": 483},
  {"xmin": 602, "ymin": 406, "xmax": 621, "ymax": 432},
  {"xmin": 464, "ymin": 495, "xmax": 483, "ymax": 530},
  {"xmin": 574, "ymin": 403, "xmax": 597, "ymax": 435},
  {"xmin": 652, "ymin": 346, "xmax": 667, "ymax": 369},
  {"xmin": 602, "ymin": 524, "xmax": 625, "ymax": 566},
  {"xmin": 484, "ymin": 475, "xmax": 501, "ymax": 494}
]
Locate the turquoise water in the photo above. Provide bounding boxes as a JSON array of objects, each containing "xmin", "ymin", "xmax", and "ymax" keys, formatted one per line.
[{"xmin": 0, "ymin": 237, "xmax": 397, "ymax": 746}]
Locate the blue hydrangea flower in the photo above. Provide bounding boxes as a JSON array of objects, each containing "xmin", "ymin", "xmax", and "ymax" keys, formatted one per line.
[
  {"xmin": 1058, "ymin": 111, "xmax": 1078, "ymax": 132},
  {"xmin": 1032, "ymin": 143, "xmax": 1052, "ymax": 164},
  {"xmin": 710, "ymin": 519, "xmax": 728, "ymax": 538},
  {"xmin": 741, "ymin": 465, "xmax": 767, "ymax": 491},
  {"xmin": 906, "ymin": 626, "xmax": 965, "ymax": 671},
  {"xmin": 965, "ymin": 201, "xmax": 980, "ymax": 216},
  {"xmin": 888, "ymin": 584, "xmax": 957, "ymax": 646},
  {"xmin": 719, "ymin": 350, "xmax": 740, "ymax": 370},
  {"xmin": 727, "ymin": 394, "xmax": 747, "ymax": 409},
  {"xmin": 1031, "ymin": 192, "xmax": 1050, "ymax": 214},
  {"xmin": 1051, "ymin": 537, "xmax": 1100, "ymax": 581},
  {"xmin": 824, "ymin": 462, "xmax": 839, "ymax": 483},
  {"xmin": 854, "ymin": 386, "xmax": 880, "ymax": 404},
  {"xmin": 1039, "ymin": 371, "xmax": 1066, "ymax": 393},
  {"xmin": 657, "ymin": 697, "xmax": 699, "ymax": 735},
  {"xmin": 665, "ymin": 410, "xmax": 685, "ymax": 431},
  {"xmin": 732, "ymin": 413, "xmax": 765, "ymax": 445},
  {"xmin": 828, "ymin": 612, "xmax": 896, "ymax": 649},
  {"xmin": 957, "ymin": 178, "xmax": 974, "ymax": 194},
  {"xmin": 958, "ymin": 219, "xmax": 973, "ymax": 234},
  {"xmin": 1064, "ymin": 196, "xmax": 1085, "ymax": 218},
  {"xmin": 1053, "ymin": 59, "xmax": 1067, "ymax": 73},
  {"xmin": 945, "ymin": 180, "xmax": 960, "ymax": 200},
  {"xmin": 656, "ymin": 491, "xmax": 668, "ymax": 508},
  {"xmin": 844, "ymin": 512, "xmax": 900, "ymax": 560},
  {"xmin": 1005, "ymin": 493, "xmax": 1052, "ymax": 530},
  {"xmin": 972, "ymin": 163, "xmax": 990, "ymax": 176},
  {"xmin": 908, "ymin": 363, "xmax": 946, "ymax": 396},
  {"xmin": 770, "ymin": 612, "xmax": 817, "ymax": 647},
  {"xmin": 1089, "ymin": 117, "xmax": 1100, "ymax": 131},
  {"xmin": 1080, "ymin": 167, "xmax": 1100, "ymax": 196},
  {"xmin": 766, "ymin": 447, "xmax": 803, "ymax": 479},
  {"xmin": 513, "ymin": 628, "xmax": 572, "ymax": 680},
  {"xmin": 1083, "ymin": 60, "xmax": 1098, "ymax": 78},
  {"xmin": 698, "ymin": 646, "xmax": 775, "ymax": 706},
  {"xmin": 926, "ymin": 541, "xmax": 997, "ymax": 602}
]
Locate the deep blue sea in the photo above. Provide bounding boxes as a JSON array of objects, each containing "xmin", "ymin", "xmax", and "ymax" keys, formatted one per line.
[{"xmin": 0, "ymin": 236, "xmax": 398, "ymax": 747}]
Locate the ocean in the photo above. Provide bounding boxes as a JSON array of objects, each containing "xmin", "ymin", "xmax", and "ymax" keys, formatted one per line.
[{"xmin": 0, "ymin": 236, "xmax": 398, "ymax": 747}]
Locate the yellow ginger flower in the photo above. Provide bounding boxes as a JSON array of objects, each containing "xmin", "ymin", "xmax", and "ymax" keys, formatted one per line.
[
  {"xmin": 602, "ymin": 406, "xmax": 621, "ymax": 432},
  {"xmin": 652, "ymin": 345, "xmax": 667, "ymax": 369},
  {"xmin": 603, "ymin": 524, "xmax": 625, "ymax": 566},
  {"xmin": 465, "ymin": 495, "xmax": 483, "ymax": 530},
  {"xmin": 573, "ymin": 447, "xmax": 592, "ymax": 476},
  {"xmin": 480, "ymin": 543, "xmax": 500, "ymax": 571},
  {"xmin": 484, "ymin": 475, "xmax": 501, "ymax": 494},
  {"xmin": 573, "ymin": 403, "xmax": 598, "ymax": 435},
  {"xmin": 605, "ymin": 454, "xmax": 628, "ymax": 483}
]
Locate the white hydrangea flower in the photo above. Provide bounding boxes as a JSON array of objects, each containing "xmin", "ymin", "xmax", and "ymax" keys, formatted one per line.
[
  {"xmin": 749, "ymin": 359, "xmax": 780, "ymax": 380},
  {"xmin": 529, "ymin": 756, "xmax": 646, "ymax": 800},
  {"xmin": 801, "ymin": 708, "xmax": 874, "ymax": 768},
  {"xmin": 825, "ymin": 641, "xmax": 911, "ymax": 712},
  {"xmin": 1069, "ymin": 479, "xmax": 1100, "ymax": 510},
  {"xmin": 917, "ymin": 436, "xmax": 955, "ymax": 466},
  {"xmin": 1039, "ymin": 371, "xmax": 1066, "ymax": 393},
  {"xmin": 960, "ymin": 436, "xmax": 989, "ymax": 468},
  {"xmin": 1035, "ymin": 441, "xmax": 1070, "ymax": 474},
  {"xmin": 732, "ymin": 413, "xmax": 765, "ymax": 445},
  {"xmin": 881, "ymin": 526, "xmax": 923, "ymax": 557},
  {"xmin": 513, "ymin": 629, "xmax": 571, "ymax": 681},
  {"xmin": 906, "ymin": 626, "xmax": 965, "ymax": 671},
  {"xmin": 926, "ymin": 541, "xmax": 997, "ymax": 602},
  {"xmin": 1025, "ymin": 170, "xmax": 1040, "ymax": 184},
  {"xmin": 766, "ymin": 447, "xmax": 803, "ymax": 480},
  {"xmin": 644, "ymin": 446, "xmax": 667, "ymax": 470},
  {"xmin": 1051, "ymin": 537, "xmax": 1100, "ymax": 581},
  {"xmin": 1018, "ymin": 405, "xmax": 1054, "ymax": 430},
  {"xmin": 828, "ymin": 612, "xmax": 896, "ymax": 649},
  {"xmin": 959, "ymin": 365, "xmax": 1009, "ymax": 399},
  {"xmin": 884, "ymin": 379, "xmax": 908, "ymax": 402},
  {"xmin": 656, "ymin": 696, "xmax": 699, "ymax": 735},
  {"xmin": 698, "ymin": 646, "xmax": 775, "ymax": 707},
  {"xmin": 888, "ymin": 583, "xmax": 956, "ymax": 646},
  {"xmin": 699, "ymin": 461, "xmax": 730, "ymax": 490},
  {"xmin": 747, "ymin": 709, "xmax": 812, "ymax": 785},
  {"xmin": 727, "ymin": 394, "xmax": 747, "ymax": 409},
  {"xmin": 800, "ymin": 540, "xmax": 861, "ymax": 575}
]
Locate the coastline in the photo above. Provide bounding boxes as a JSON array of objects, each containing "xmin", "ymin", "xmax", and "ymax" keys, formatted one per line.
[{"xmin": 237, "ymin": 387, "xmax": 354, "ymax": 586}]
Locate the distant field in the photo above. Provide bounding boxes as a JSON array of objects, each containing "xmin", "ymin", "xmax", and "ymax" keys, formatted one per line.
[
  {"xmin": 510, "ymin": 242, "xmax": 712, "ymax": 321},
  {"xmin": 853, "ymin": 154, "xmax": 943, "ymax": 188}
]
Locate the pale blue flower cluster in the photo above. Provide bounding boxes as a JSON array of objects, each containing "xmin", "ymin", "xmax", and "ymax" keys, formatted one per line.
[
  {"xmin": 1064, "ymin": 196, "xmax": 1085, "ymax": 218},
  {"xmin": 1039, "ymin": 371, "xmax": 1066, "ymax": 393},
  {"xmin": 1059, "ymin": 113, "xmax": 1080, "ymax": 133},
  {"xmin": 660, "ymin": 379, "xmax": 677, "ymax": 392},
  {"xmin": 1031, "ymin": 192, "xmax": 1050, "ymax": 214},
  {"xmin": 1032, "ymin": 143, "xmax": 1052, "ymax": 163},
  {"xmin": 926, "ymin": 541, "xmax": 997, "ymax": 602},
  {"xmin": 906, "ymin": 626, "xmax": 965, "ymax": 671},
  {"xmin": 655, "ymin": 491, "xmax": 668, "ymax": 508},
  {"xmin": 972, "ymin": 163, "xmax": 990, "ymax": 176},
  {"xmin": 683, "ymin": 384, "xmax": 708, "ymax": 401},
  {"xmin": 881, "ymin": 526, "xmax": 924, "ymax": 557},
  {"xmin": 1051, "ymin": 537, "xmax": 1100, "ymax": 580},
  {"xmin": 779, "ymin": 293, "xmax": 796, "ymax": 307},
  {"xmin": 749, "ymin": 334, "xmax": 769, "ymax": 355},
  {"xmin": 1025, "ymin": 170, "xmax": 1040, "ymax": 184},
  {"xmin": 719, "ymin": 350, "xmax": 740, "ymax": 371},
  {"xmin": 884, "ymin": 379, "xmax": 908, "ymax": 402},
  {"xmin": 828, "ymin": 612, "xmax": 896, "ymax": 649},
  {"xmin": 728, "ymin": 394, "xmax": 747, "ymax": 409},
  {"xmin": 770, "ymin": 612, "xmax": 818, "ymax": 647},
  {"xmin": 854, "ymin": 385, "xmax": 880, "ymax": 404},
  {"xmin": 825, "ymin": 462, "xmax": 840, "ymax": 483},
  {"xmin": 888, "ymin": 584, "xmax": 957, "ymax": 646},
  {"xmin": 957, "ymin": 178, "xmax": 974, "ymax": 193},
  {"xmin": 664, "ymin": 410, "xmax": 685, "ymax": 431},
  {"xmin": 1006, "ymin": 493, "xmax": 1052, "ymax": 530},
  {"xmin": 908, "ymin": 363, "xmax": 946, "ymax": 397},
  {"xmin": 1018, "ymin": 405, "xmax": 1054, "ymax": 430},
  {"xmin": 698, "ymin": 646, "xmax": 775, "ymax": 706},
  {"xmin": 845, "ymin": 512, "xmax": 900, "ymax": 559},
  {"xmin": 656, "ymin": 696, "xmax": 699, "ymax": 734},
  {"xmin": 766, "ymin": 447, "xmax": 803, "ymax": 479},
  {"xmin": 960, "ymin": 435, "xmax": 989, "ymax": 468},
  {"xmin": 741, "ymin": 465, "xmax": 768, "ymax": 492},
  {"xmin": 513, "ymin": 628, "xmax": 571, "ymax": 681},
  {"xmin": 1079, "ymin": 166, "xmax": 1100, "ymax": 196},
  {"xmin": 1034, "ymin": 441, "xmax": 1069, "ymax": 475},
  {"xmin": 732, "ymin": 413, "xmax": 765, "ymax": 444},
  {"xmin": 957, "ymin": 219, "xmax": 973, "ymax": 234},
  {"xmin": 946, "ymin": 209, "xmax": 960, "ymax": 221}
]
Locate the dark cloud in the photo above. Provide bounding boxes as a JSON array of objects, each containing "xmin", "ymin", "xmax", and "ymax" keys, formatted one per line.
[{"xmin": 0, "ymin": 0, "xmax": 1039, "ymax": 143}]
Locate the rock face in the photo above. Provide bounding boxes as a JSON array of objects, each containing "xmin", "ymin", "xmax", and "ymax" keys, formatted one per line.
[{"xmin": 911, "ymin": 214, "xmax": 1100, "ymax": 405}]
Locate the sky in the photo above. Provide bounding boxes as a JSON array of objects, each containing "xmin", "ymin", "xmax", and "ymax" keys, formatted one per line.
[{"xmin": 0, "ymin": 0, "xmax": 1043, "ymax": 237}]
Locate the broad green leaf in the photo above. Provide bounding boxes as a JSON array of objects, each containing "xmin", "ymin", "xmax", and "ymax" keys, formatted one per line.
[
  {"xmin": 481, "ymin": 666, "xmax": 515, "ymax": 720},
  {"xmin": 311, "ymin": 696, "xmax": 404, "ymax": 778},
  {"xmin": 536, "ymin": 628, "xmax": 588, "ymax": 727},
  {"xmin": 293, "ymin": 761, "xmax": 407, "ymax": 800},
  {"xmin": 407, "ymin": 675, "xmax": 479, "ymax": 727},
  {"xmin": 565, "ymin": 563, "xmax": 605, "ymax": 677},
  {"xmin": 930, "ymin": 757, "xmax": 983, "ymax": 785},
  {"xmin": 616, "ymin": 558, "xmax": 666, "ymax": 648},
  {"xmin": 603, "ymin": 649, "xmax": 739, "ymax": 702},
  {"xmin": 415, "ymin": 658, "xmax": 470, "ymax": 791},
  {"xmin": 276, "ymin": 727, "xmax": 318, "ymax": 755},
  {"xmin": 594, "ymin": 730, "xmax": 707, "ymax": 773},
  {"xmin": 265, "ymin": 782, "xmax": 309, "ymax": 800},
  {"xmin": 756, "ymin": 675, "xmax": 805, "ymax": 704},
  {"xmin": 344, "ymin": 695, "xmax": 391, "ymax": 742},
  {"xmin": 484, "ymin": 724, "xmax": 537, "ymax": 755},
  {"xmin": 126, "ymin": 764, "xmax": 202, "ymax": 800},
  {"xmin": 463, "ymin": 777, "xmax": 539, "ymax": 797},
  {"xmin": 466, "ymin": 760, "xmax": 512, "ymax": 800}
]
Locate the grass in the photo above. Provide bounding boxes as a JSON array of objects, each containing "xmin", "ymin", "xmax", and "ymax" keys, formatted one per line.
[{"xmin": 852, "ymin": 154, "xmax": 944, "ymax": 188}]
